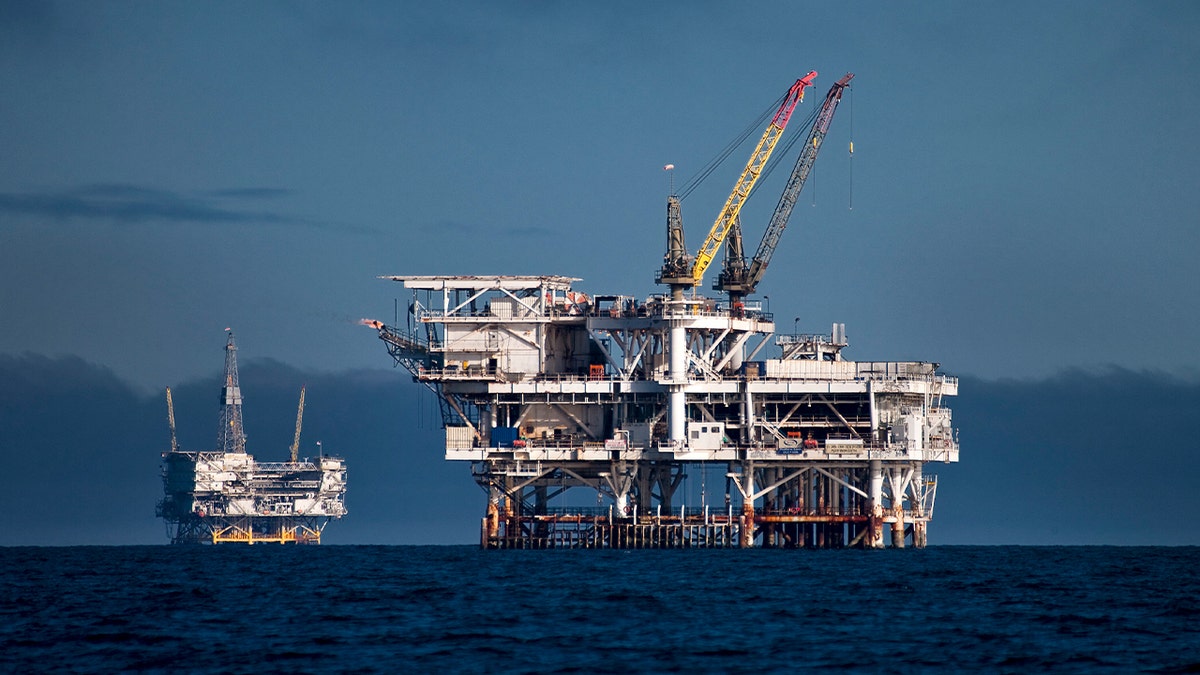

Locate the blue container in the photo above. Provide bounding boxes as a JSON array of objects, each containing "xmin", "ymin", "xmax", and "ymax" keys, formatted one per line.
[{"xmin": 492, "ymin": 426, "xmax": 520, "ymax": 448}]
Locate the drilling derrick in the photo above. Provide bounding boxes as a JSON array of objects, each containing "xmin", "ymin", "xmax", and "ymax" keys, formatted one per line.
[
  {"xmin": 157, "ymin": 332, "xmax": 347, "ymax": 544},
  {"xmin": 217, "ymin": 330, "xmax": 245, "ymax": 454},
  {"xmin": 368, "ymin": 74, "xmax": 959, "ymax": 550}
]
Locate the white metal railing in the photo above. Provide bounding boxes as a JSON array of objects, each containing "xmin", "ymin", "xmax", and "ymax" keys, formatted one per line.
[
  {"xmin": 417, "ymin": 367, "xmax": 628, "ymax": 383},
  {"xmin": 254, "ymin": 462, "xmax": 323, "ymax": 472},
  {"xmin": 776, "ymin": 333, "xmax": 836, "ymax": 345}
]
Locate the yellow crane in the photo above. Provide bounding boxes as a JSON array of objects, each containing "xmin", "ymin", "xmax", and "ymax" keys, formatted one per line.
[
  {"xmin": 290, "ymin": 385, "xmax": 306, "ymax": 463},
  {"xmin": 689, "ymin": 71, "xmax": 818, "ymax": 286}
]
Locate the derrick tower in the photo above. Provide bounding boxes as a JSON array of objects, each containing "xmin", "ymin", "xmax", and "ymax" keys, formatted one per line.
[{"xmin": 217, "ymin": 330, "xmax": 246, "ymax": 454}]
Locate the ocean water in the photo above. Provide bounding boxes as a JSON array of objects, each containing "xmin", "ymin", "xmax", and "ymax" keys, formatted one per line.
[{"xmin": 2, "ymin": 546, "xmax": 1198, "ymax": 673}]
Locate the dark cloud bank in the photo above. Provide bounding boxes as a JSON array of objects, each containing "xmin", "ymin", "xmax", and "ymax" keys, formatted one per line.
[
  {"xmin": 0, "ymin": 354, "xmax": 475, "ymax": 546},
  {"xmin": 1, "ymin": 355, "xmax": 1196, "ymax": 546}
]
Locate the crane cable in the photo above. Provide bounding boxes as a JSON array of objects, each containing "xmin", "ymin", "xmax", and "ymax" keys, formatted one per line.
[
  {"xmin": 679, "ymin": 97, "xmax": 821, "ymax": 205},
  {"xmin": 677, "ymin": 91, "xmax": 784, "ymax": 202},
  {"xmin": 674, "ymin": 83, "xmax": 824, "ymax": 215},
  {"xmin": 848, "ymin": 83, "xmax": 854, "ymax": 210},
  {"xmin": 748, "ymin": 104, "xmax": 820, "ymax": 201}
]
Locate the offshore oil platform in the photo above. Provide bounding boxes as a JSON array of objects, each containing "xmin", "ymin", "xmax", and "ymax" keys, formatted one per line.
[
  {"xmin": 157, "ymin": 331, "xmax": 347, "ymax": 544},
  {"xmin": 367, "ymin": 72, "xmax": 959, "ymax": 549}
]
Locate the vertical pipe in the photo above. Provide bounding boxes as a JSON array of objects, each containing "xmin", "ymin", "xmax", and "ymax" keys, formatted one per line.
[
  {"xmin": 818, "ymin": 474, "xmax": 828, "ymax": 548},
  {"xmin": 912, "ymin": 463, "xmax": 926, "ymax": 548},
  {"xmin": 486, "ymin": 496, "xmax": 500, "ymax": 545},
  {"xmin": 669, "ymin": 390, "xmax": 686, "ymax": 444},
  {"xmin": 740, "ymin": 462, "xmax": 755, "ymax": 548},
  {"xmin": 868, "ymin": 379, "xmax": 878, "ymax": 439},
  {"xmin": 869, "ymin": 460, "xmax": 884, "ymax": 548},
  {"xmin": 743, "ymin": 389, "xmax": 755, "ymax": 444},
  {"xmin": 913, "ymin": 463, "xmax": 925, "ymax": 516},
  {"xmin": 488, "ymin": 405, "xmax": 498, "ymax": 447},
  {"xmin": 667, "ymin": 324, "xmax": 686, "ymax": 444},
  {"xmin": 729, "ymin": 341, "xmax": 744, "ymax": 372}
]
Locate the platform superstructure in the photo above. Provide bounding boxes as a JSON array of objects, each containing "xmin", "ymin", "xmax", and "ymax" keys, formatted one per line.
[
  {"xmin": 157, "ymin": 331, "xmax": 347, "ymax": 544},
  {"xmin": 367, "ymin": 72, "xmax": 959, "ymax": 549},
  {"xmin": 369, "ymin": 276, "xmax": 955, "ymax": 549}
]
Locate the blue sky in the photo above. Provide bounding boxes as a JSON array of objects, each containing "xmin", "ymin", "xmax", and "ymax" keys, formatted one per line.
[
  {"xmin": 2, "ymin": 1, "xmax": 1200, "ymax": 546},
  {"xmin": 2, "ymin": 1, "xmax": 1197, "ymax": 387}
]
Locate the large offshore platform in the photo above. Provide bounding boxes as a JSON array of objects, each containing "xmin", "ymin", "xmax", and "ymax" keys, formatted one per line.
[
  {"xmin": 157, "ymin": 331, "xmax": 347, "ymax": 544},
  {"xmin": 367, "ymin": 72, "xmax": 959, "ymax": 549}
]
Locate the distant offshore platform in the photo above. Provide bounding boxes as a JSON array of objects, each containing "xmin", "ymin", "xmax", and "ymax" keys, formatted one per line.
[
  {"xmin": 156, "ymin": 331, "xmax": 347, "ymax": 544},
  {"xmin": 365, "ymin": 72, "xmax": 960, "ymax": 549}
]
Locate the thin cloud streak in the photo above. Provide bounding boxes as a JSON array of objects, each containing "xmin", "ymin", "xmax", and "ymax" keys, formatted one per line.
[{"xmin": 0, "ymin": 184, "xmax": 375, "ymax": 234}]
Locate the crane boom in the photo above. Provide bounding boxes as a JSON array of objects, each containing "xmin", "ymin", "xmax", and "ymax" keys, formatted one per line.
[
  {"xmin": 689, "ymin": 71, "xmax": 817, "ymax": 285},
  {"xmin": 744, "ymin": 73, "xmax": 854, "ymax": 292},
  {"xmin": 290, "ymin": 385, "xmax": 306, "ymax": 463},
  {"xmin": 166, "ymin": 386, "xmax": 178, "ymax": 453}
]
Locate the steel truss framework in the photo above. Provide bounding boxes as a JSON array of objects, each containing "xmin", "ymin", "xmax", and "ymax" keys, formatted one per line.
[
  {"xmin": 159, "ymin": 513, "xmax": 331, "ymax": 545},
  {"xmin": 372, "ymin": 275, "xmax": 958, "ymax": 549}
]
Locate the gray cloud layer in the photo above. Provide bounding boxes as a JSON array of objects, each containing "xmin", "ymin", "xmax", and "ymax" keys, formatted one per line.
[{"xmin": 1, "ymin": 354, "xmax": 1196, "ymax": 546}]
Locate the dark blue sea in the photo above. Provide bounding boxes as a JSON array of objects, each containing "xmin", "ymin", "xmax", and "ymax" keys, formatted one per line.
[{"xmin": 3, "ymin": 546, "xmax": 1198, "ymax": 673}]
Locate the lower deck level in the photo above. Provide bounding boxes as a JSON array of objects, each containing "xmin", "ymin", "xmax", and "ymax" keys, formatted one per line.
[
  {"xmin": 161, "ymin": 515, "xmax": 330, "ymax": 545},
  {"xmin": 482, "ymin": 505, "xmax": 931, "ymax": 550}
]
